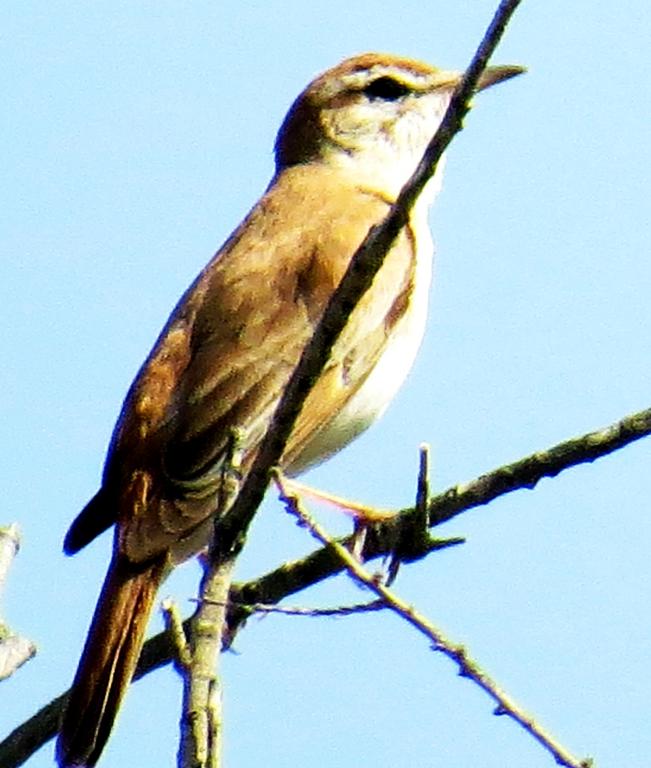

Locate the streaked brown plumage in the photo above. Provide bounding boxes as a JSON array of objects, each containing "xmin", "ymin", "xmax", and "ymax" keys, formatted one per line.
[{"xmin": 57, "ymin": 53, "xmax": 523, "ymax": 767}]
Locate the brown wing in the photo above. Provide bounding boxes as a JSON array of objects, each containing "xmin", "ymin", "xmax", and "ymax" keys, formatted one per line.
[{"xmin": 96, "ymin": 164, "xmax": 416, "ymax": 562}]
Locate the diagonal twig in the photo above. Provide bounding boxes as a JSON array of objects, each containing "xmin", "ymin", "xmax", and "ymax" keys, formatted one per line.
[
  {"xmin": 274, "ymin": 472, "xmax": 594, "ymax": 768},
  {"xmin": 423, "ymin": 406, "xmax": 651, "ymax": 528},
  {"xmin": 2, "ymin": 403, "xmax": 648, "ymax": 765},
  {"xmin": 213, "ymin": 0, "xmax": 525, "ymax": 557}
]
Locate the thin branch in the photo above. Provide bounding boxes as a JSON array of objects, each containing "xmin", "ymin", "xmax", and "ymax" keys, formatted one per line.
[
  {"xmin": 0, "ymin": 525, "xmax": 36, "ymax": 682},
  {"xmin": 423, "ymin": 406, "xmax": 651, "ymax": 528},
  {"xmin": 161, "ymin": 599, "xmax": 192, "ymax": 673},
  {"xmin": 274, "ymin": 473, "xmax": 593, "ymax": 768},
  {"xmin": 236, "ymin": 407, "xmax": 651, "ymax": 619},
  {"xmin": 178, "ymin": 431, "xmax": 243, "ymax": 768},
  {"xmin": 388, "ymin": 443, "xmax": 433, "ymax": 583},
  {"xmin": 2, "ymin": 404, "xmax": 649, "ymax": 765},
  {"xmin": 416, "ymin": 444, "xmax": 430, "ymax": 520},
  {"xmin": 0, "ymin": 524, "xmax": 20, "ymax": 598},
  {"xmin": 197, "ymin": 598, "xmax": 386, "ymax": 618},
  {"xmin": 0, "ymin": 637, "xmax": 37, "ymax": 683},
  {"xmin": 179, "ymin": 559, "xmax": 233, "ymax": 768}
]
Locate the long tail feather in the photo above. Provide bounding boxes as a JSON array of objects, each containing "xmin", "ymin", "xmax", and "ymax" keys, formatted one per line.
[{"xmin": 56, "ymin": 555, "xmax": 167, "ymax": 767}]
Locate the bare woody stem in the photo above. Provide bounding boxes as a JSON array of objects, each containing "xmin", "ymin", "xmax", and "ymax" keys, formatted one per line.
[
  {"xmin": 177, "ymin": 431, "xmax": 244, "ymax": 768},
  {"xmin": 178, "ymin": 558, "xmax": 234, "ymax": 768},
  {"xmin": 424, "ymin": 406, "xmax": 651, "ymax": 528},
  {"xmin": 273, "ymin": 473, "xmax": 593, "ymax": 768},
  {"xmin": 1, "ymin": 404, "xmax": 649, "ymax": 766},
  {"xmin": 0, "ymin": 524, "xmax": 36, "ymax": 683}
]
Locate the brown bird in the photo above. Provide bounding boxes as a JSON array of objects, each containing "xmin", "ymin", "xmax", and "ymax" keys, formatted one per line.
[{"xmin": 57, "ymin": 52, "xmax": 523, "ymax": 767}]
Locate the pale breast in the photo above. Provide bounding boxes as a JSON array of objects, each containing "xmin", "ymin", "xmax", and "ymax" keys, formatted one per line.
[{"xmin": 286, "ymin": 204, "xmax": 433, "ymax": 475}]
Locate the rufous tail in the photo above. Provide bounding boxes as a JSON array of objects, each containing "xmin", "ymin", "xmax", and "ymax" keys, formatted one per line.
[{"xmin": 56, "ymin": 555, "xmax": 167, "ymax": 767}]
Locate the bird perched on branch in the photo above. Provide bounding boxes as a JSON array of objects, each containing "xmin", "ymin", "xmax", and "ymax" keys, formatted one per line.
[{"xmin": 57, "ymin": 52, "xmax": 523, "ymax": 767}]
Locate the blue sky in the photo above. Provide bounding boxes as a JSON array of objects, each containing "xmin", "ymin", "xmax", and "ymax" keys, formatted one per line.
[{"xmin": 2, "ymin": 2, "xmax": 650, "ymax": 767}]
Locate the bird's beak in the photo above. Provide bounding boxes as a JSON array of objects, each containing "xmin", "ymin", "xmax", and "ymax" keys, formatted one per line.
[
  {"xmin": 477, "ymin": 64, "xmax": 526, "ymax": 91},
  {"xmin": 430, "ymin": 64, "xmax": 525, "ymax": 93}
]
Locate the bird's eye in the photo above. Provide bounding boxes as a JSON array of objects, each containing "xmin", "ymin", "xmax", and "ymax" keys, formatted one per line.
[{"xmin": 362, "ymin": 76, "xmax": 411, "ymax": 102}]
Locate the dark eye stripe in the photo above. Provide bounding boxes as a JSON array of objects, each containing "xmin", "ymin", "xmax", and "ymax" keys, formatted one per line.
[{"xmin": 362, "ymin": 76, "xmax": 412, "ymax": 102}]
